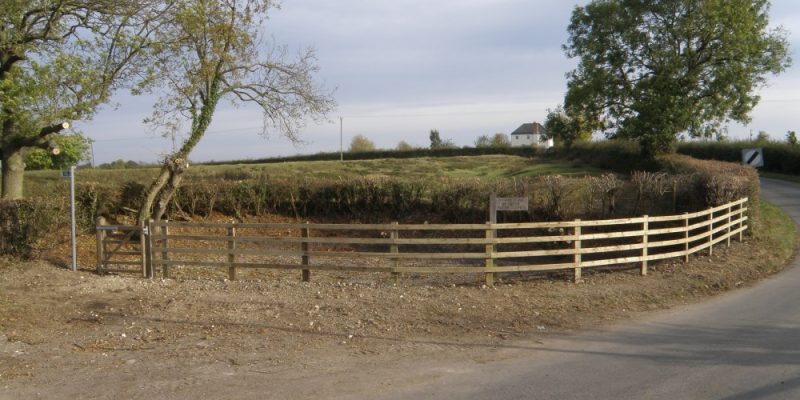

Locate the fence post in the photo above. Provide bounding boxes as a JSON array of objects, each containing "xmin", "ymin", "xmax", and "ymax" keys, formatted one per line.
[
  {"xmin": 641, "ymin": 215, "xmax": 648, "ymax": 276},
  {"xmin": 162, "ymin": 222, "xmax": 171, "ymax": 279},
  {"xmin": 95, "ymin": 216, "xmax": 106, "ymax": 274},
  {"xmin": 145, "ymin": 219, "xmax": 154, "ymax": 279},
  {"xmin": 484, "ymin": 222, "xmax": 494, "ymax": 287},
  {"xmin": 683, "ymin": 212, "xmax": 689, "ymax": 263},
  {"xmin": 727, "ymin": 204, "xmax": 732, "ymax": 247},
  {"xmin": 390, "ymin": 221, "xmax": 399, "ymax": 282},
  {"xmin": 160, "ymin": 220, "xmax": 169, "ymax": 278},
  {"xmin": 739, "ymin": 201, "xmax": 745, "ymax": 242},
  {"xmin": 574, "ymin": 219, "xmax": 582, "ymax": 282},
  {"xmin": 228, "ymin": 224, "xmax": 237, "ymax": 281},
  {"xmin": 708, "ymin": 209, "xmax": 714, "ymax": 257},
  {"xmin": 301, "ymin": 222, "xmax": 310, "ymax": 282}
]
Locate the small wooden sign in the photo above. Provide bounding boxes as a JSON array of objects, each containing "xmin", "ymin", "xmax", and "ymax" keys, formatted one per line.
[
  {"xmin": 489, "ymin": 194, "xmax": 529, "ymax": 223},
  {"xmin": 495, "ymin": 197, "xmax": 529, "ymax": 211}
]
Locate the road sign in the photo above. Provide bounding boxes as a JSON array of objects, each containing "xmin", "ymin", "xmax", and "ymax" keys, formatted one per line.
[
  {"xmin": 742, "ymin": 148, "xmax": 764, "ymax": 168},
  {"xmin": 61, "ymin": 169, "xmax": 72, "ymax": 178}
]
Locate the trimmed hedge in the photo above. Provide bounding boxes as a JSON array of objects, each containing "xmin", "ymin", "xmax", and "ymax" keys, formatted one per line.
[
  {"xmin": 0, "ymin": 199, "xmax": 67, "ymax": 258},
  {"xmin": 678, "ymin": 140, "xmax": 800, "ymax": 175}
]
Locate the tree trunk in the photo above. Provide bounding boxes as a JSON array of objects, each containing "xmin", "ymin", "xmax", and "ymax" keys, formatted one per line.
[
  {"xmin": 137, "ymin": 78, "xmax": 221, "ymax": 225},
  {"xmin": 137, "ymin": 157, "xmax": 187, "ymax": 226},
  {"xmin": 153, "ymin": 160, "xmax": 187, "ymax": 222},
  {"xmin": 2, "ymin": 148, "xmax": 25, "ymax": 199}
]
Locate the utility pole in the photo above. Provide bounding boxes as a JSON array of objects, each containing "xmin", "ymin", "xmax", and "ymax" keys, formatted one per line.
[
  {"xmin": 339, "ymin": 116, "xmax": 343, "ymax": 161},
  {"xmin": 89, "ymin": 138, "xmax": 95, "ymax": 167},
  {"xmin": 749, "ymin": 129, "xmax": 753, "ymax": 141}
]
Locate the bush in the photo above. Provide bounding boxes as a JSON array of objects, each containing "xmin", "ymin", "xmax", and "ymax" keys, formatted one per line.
[
  {"xmin": 0, "ymin": 199, "xmax": 67, "ymax": 258},
  {"xmin": 546, "ymin": 139, "xmax": 654, "ymax": 172}
]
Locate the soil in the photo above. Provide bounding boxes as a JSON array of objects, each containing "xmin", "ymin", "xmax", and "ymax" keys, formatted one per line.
[{"xmin": 0, "ymin": 225, "xmax": 793, "ymax": 399}]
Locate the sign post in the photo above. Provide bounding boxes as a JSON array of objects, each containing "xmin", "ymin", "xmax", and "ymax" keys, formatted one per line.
[
  {"xmin": 488, "ymin": 194, "xmax": 529, "ymax": 284},
  {"xmin": 489, "ymin": 194, "xmax": 529, "ymax": 223},
  {"xmin": 62, "ymin": 166, "xmax": 77, "ymax": 272}
]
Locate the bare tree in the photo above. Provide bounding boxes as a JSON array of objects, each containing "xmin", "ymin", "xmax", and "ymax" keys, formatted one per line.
[{"xmin": 135, "ymin": 0, "xmax": 335, "ymax": 224}]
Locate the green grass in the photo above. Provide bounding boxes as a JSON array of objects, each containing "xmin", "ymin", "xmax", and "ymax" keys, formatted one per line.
[
  {"xmin": 757, "ymin": 201, "xmax": 797, "ymax": 253},
  {"xmin": 24, "ymin": 155, "xmax": 599, "ymax": 193}
]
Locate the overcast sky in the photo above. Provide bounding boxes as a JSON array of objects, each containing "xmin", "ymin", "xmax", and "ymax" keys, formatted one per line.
[{"xmin": 82, "ymin": 0, "xmax": 800, "ymax": 164}]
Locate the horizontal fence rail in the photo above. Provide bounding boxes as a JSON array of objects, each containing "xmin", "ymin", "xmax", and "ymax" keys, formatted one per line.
[
  {"xmin": 97, "ymin": 198, "xmax": 749, "ymax": 285},
  {"xmin": 95, "ymin": 219, "xmax": 146, "ymax": 277}
]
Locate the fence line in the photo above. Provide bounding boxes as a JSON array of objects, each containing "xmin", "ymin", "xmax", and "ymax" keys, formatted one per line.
[{"xmin": 96, "ymin": 198, "xmax": 748, "ymax": 285}]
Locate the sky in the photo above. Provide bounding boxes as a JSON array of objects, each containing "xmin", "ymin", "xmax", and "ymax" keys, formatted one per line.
[{"xmin": 82, "ymin": 1, "xmax": 800, "ymax": 165}]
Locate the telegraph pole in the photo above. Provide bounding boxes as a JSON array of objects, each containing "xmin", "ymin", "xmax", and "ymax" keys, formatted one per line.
[
  {"xmin": 339, "ymin": 116, "xmax": 343, "ymax": 161},
  {"xmin": 89, "ymin": 138, "xmax": 95, "ymax": 167}
]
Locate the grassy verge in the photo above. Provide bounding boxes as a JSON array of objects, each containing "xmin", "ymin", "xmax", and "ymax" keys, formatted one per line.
[{"xmin": 754, "ymin": 200, "xmax": 796, "ymax": 256}]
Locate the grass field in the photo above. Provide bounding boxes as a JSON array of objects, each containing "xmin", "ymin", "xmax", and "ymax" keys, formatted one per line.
[{"xmin": 24, "ymin": 155, "xmax": 598, "ymax": 192}]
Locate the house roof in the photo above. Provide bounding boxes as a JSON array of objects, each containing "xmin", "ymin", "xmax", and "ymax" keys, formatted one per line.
[{"xmin": 510, "ymin": 122, "xmax": 547, "ymax": 136}]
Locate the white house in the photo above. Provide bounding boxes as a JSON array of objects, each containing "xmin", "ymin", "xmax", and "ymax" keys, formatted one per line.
[{"xmin": 510, "ymin": 122, "xmax": 554, "ymax": 149}]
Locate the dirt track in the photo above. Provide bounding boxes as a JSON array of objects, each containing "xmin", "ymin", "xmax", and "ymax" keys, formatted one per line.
[{"xmin": 0, "ymin": 219, "xmax": 793, "ymax": 399}]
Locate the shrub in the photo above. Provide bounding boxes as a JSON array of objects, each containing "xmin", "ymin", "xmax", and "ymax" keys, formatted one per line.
[{"xmin": 0, "ymin": 199, "xmax": 67, "ymax": 258}]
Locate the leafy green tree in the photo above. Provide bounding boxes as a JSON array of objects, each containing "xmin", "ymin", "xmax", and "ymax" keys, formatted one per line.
[
  {"xmin": 543, "ymin": 106, "xmax": 598, "ymax": 148},
  {"xmin": 429, "ymin": 129, "xmax": 442, "ymax": 149},
  {"xmin": 0, "ymin": 1, "xmax": 165, "ymax": 198},
  {"xmin": 25, "ymin": 133, "xmax": 90, "ymax": 170},
  {"xmin": 349, "ymin": 135, "xmax": 376, "ymax": 152},
  {"xmin": 563, "ymin": 0, "xmax": 790, "ymax": 157},
  {"xmin": 756, "ymin": 131, "xmax": 771, "ymax": 143},
  {"xmin": 787, "ymin": 130, "xmax": 798, "ymax": 146},
  {"xmin": 136, "ymin": 0, "xmax": 335, "ymax": 224}
]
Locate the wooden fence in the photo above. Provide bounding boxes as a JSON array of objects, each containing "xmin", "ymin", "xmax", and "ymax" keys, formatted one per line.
[{"xmin": 95, "ymin": 197, "xmax": 750, "ymax": 285}]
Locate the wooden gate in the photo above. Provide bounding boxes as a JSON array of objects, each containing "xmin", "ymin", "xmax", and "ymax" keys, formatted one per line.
[{"xmin": 95, "ymin": 218, "xmax": 146, "ymax": 277}]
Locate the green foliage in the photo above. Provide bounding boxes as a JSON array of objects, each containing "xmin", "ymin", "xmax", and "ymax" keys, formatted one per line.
[
  {"xmin": 543, "ymin": 105, "xmax": 596, "ymax": 148},
  {"xmin": 429, "ymin": 129, "xmax": 456, "ymax": 149},
  {"xmin": 98, "ymin": 159, "xmax": 147, "ymax": 169},
  {"xmin": 677, "ymin": 140, "xmax": 800, "ymax": 176},
  {"xmin": 0, "ymin": 1, "xmax": 166, "ymax": 198},
  {"xmin": 134, "ymin": 0, "xmax": 335, "ymax": 223},
  {"xmin": 25, "ymin": 133, "xmax": 90, "ymax": 170},
  {"xmin": 429, "ymin": 129, "xmax": 442, "ymax": 149},
  {"xmin": 349, "ymin": 134, "xmax": 376, "ymax": 152},
  {"xmin": 787, "ymin": 131, "xmax": 798, "ymax": 146},
  {"xmin": 550, "ymin": 140, "xmax": 648, "ymax": 173},
  {"xmin": 563, "ymin": 0, "xmax": 791, "ymax": 157}
]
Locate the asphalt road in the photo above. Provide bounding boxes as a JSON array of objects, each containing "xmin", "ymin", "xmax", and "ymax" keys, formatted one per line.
[{"xmin": 376, "ymin": 178, "xmax": 800, "ymax": 400}]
